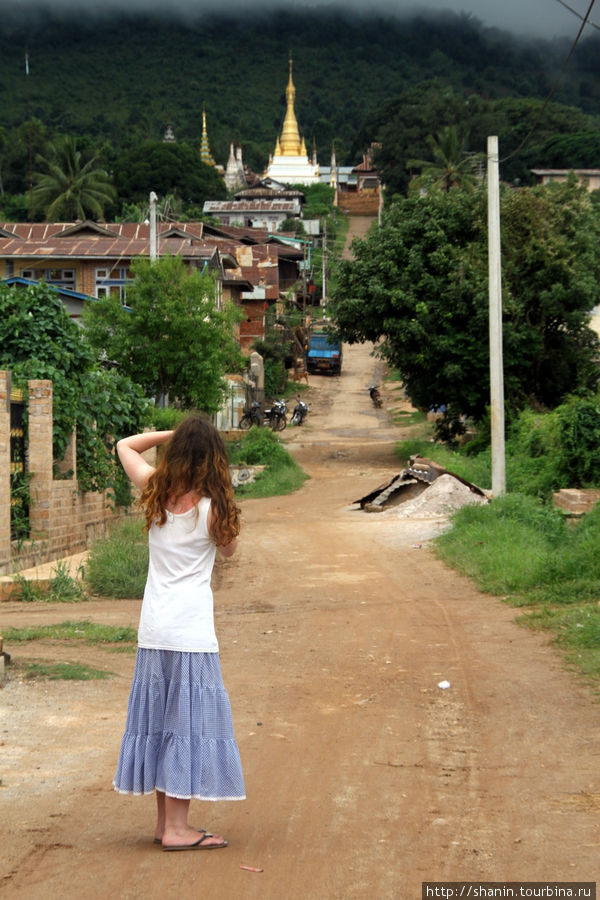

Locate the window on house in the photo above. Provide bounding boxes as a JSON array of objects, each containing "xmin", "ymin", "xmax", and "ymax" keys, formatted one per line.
[
  {"xmin": 46, "ymin": 269, "xmax": 75, "ymax": 288},
  {"xmin": 95, "ymin": 266, "xmax": 133, "ymax": 303}
]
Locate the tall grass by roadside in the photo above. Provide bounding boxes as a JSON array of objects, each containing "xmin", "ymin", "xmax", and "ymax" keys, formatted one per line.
[
  {"xmin": 85, "ymin": 517, "xmax": 148, "ymax": 599},
  {"xmin": 435, "ymin": 495, "xmax": 600, "ymax": 688},
  {"xmin": 228, "ymin": 426, "xmax": 309, "ymax": 498}
]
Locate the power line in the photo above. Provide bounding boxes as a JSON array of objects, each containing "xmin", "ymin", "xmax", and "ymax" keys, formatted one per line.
[
  {"xmin": 500, "ymin": 0, "xmax": 596, "ymax": 163},
  {"xmin": 554, "ymin": 0, "xmax": 600, "ymax": 32}
]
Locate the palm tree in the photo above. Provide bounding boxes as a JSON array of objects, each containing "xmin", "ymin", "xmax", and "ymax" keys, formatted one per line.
[
  {"xmin": 32, "ymin": 135, "xmax": 116, "ymax": 220},
  {"xmin": 406, "ymin": 125, "xmax": 482, "ymax": 193}
]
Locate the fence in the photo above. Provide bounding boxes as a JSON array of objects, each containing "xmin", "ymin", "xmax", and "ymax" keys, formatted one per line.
[{"xmin": 0, "ymin": 370, "xmax": 115, "ymax": 576}]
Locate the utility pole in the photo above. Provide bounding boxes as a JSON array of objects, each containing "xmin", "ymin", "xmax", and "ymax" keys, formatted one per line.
[
  {"xmin": 487, "ymin": 136, "xmax": 506, "ymax": 497},
  {"xmin": 302, "ymin": 239, "xmax": 307, "ymax": 315},
  {"xmin": 149, "ymin": 192, "xmax": 158, "ymax": 262},
  {"xmin": 321, "ymin": 218, "xmax": 327, "ymax": 317}
]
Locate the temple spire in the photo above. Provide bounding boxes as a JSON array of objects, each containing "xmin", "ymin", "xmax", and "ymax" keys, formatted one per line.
[
  {"xmin": 279, "ymin": 56, "xmax": 303, "ymax": 157},
  {"xmin": 200, "ymin": 107, "xmax": 215, "ymax": 166}
]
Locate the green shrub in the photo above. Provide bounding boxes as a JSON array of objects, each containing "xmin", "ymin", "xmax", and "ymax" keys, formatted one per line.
[
  {"xmin": 435, "ymin": 493, "xmax": 566, "ymax": 597},
  {"xmin": 228, "ymin": 426, "xmax": 308, "ymax": 497},
  {"xmin": 556, "ymin": 395, "xmax": 600, "ymax": 486},
  {"xmin": 148, "ymin": 407, "xmax": 190, "ymax": 431},
  {"xmin": 85, "ymin": 517, "xmax": 148, "ymax": 598}
]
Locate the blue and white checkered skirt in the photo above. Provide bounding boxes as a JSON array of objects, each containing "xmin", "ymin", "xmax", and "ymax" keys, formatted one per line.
[{"xmin": 113, "ymin": 648, "xmax": 246, "ymax": 801}]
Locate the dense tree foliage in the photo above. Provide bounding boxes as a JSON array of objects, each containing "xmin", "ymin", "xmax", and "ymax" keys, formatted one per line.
[
  {"xmin": 82, "ymin": 255, "xmax": 243, "ymax": 411},
  {"xmin": 0, "ymin": 281, "xmax": 150, "ymax": 491},
  {"xmin": 0, "ymin": 10, "xmax": 598, "ymax": 220},
  {"xmin": 113, "ymin": 141, "xmax": 226, "ymax": 210},
  {"xmin": 0, "ymin": 8, "xmax": 598, "ymax": 171},
  {"xmin": 329, "ymin": 180, "xmax": 600, "ymax": 430},
  {"xmin": 358, "ymin": 83, "xmax": 599, "ymax": 195}
]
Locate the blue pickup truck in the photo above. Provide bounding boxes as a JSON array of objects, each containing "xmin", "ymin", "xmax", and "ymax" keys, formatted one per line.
[{"xmin": 306, "ymin": 331, "xmax": 343, "ymax": 375}]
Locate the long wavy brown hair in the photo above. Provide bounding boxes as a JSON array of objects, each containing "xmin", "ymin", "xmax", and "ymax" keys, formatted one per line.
[{"xmin": 139, "ymin": 415, "xmax": 241, "ymax": 546}]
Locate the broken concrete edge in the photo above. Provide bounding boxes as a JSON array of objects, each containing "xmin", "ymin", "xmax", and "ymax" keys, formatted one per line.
[{"xmin": 353, "ymin": 455, "xmax": 487, "ymax": 509}]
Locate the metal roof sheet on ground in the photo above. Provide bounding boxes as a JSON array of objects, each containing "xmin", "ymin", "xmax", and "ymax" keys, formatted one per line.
[{"xmin": 353, "ymin": 456, "xmax": 487, "ymax": 512}]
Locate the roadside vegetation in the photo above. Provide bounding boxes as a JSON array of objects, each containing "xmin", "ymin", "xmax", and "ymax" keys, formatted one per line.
[
  {"xmin": 391, "ymin": 380, "xmax": 600, "ymax": 691},
  {"xmin": 9, "ymin": 559, "xmax": 87, "ymax": 604},
  {"xmin": 435, "ymin": 498, "xmax": 600, "ymax": 691},
  {"xmin": 228, "ymin": 427, "xmax": 309, "ymax": 499}
]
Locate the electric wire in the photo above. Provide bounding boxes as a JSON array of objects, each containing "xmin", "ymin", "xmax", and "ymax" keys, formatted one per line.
[
  {"xmin": 499, "ymin": 0, "xmax": 596, "ymax": 164},
  {"xmin": 554, "ymin": 0, "xmax": 600, "ymax": 31}
]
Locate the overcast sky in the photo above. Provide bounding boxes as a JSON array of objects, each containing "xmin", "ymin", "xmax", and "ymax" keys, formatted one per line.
[{"xmin": 4, "ymin": 0, "xmax": 598, "ymax": 39}]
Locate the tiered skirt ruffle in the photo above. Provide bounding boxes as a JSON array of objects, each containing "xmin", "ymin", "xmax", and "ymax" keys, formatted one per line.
[{"xmin": 113, "ymin": 648, "xmax": 245, "ymax": 800}]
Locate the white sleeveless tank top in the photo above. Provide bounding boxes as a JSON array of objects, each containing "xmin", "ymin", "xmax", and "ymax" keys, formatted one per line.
[{"xmin": 137, "ymin": 496, "xmax": 219, "ymax": 652}]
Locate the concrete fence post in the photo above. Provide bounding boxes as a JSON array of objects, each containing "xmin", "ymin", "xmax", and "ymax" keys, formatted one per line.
[{"xmin": 27, "ymin": 380, "xmax": 53, "ymax": 541}]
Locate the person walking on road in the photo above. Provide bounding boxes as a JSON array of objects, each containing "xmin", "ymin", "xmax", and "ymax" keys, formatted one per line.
[{"xmin": 113, "ymin": 415, "xmax": 245, "ymax": 851}]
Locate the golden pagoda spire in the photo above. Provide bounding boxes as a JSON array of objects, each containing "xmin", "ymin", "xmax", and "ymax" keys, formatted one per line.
[
  {"xmin": 278, "ymin": 56, "xmax": 303, "ymax": 157},
  {"xmin": 200, "ymin": 106, "xmax": 215, "ymax": 167}
]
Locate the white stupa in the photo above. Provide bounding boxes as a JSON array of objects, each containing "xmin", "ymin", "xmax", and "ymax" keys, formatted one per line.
[{"xmin": 265, "ymin": 58, "xmax": 319, "ymax": 187}]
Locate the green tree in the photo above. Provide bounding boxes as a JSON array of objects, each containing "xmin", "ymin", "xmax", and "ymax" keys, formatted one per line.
[
  {"xmin": 32, "ymin": 135, "xmax": 116, "ymax": 221},
  {"xmin": 406, "ymin": 125, "xmax": 481, "ymax": 193},
  {"xmin": 113, "ymin": 141, "xmax": 226, "ymax": 209},
  {"xmin": 82, "ymin": 255, "xmax": 243, "ymax": 411},
  {"xmin": 329, "ymin": 180, "xmax": 600, "ymax": 431},
  {"xmin": 0, "ymin": 281, "xmax": 149, "ymax": 492}
]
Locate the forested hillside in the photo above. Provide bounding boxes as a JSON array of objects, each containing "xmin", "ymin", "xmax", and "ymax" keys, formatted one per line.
[{"xmin": 1, "ymin": 4, "xmax": 599, "ymax": 172}]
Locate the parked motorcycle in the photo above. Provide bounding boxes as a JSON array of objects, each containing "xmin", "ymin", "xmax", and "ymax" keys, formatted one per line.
[
  {"xmin": 291, "ymin": 397, "xmax": 309, "ymax": 426},
  {"xmin": 239, "ymin": 400, "xmax": 263, "ymax": 429},
  {"xmin": 264, "ymin": 398, "xmax": 288, "ymax": 431},
  {"xmin": 369, "ymin": 385, "xmax": 382, "ymax": 408}
]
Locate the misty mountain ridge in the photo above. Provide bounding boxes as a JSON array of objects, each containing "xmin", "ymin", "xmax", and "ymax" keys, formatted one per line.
[{"xmin": 0, "ymin": 5, "xmax": 598, "ymax": 170}]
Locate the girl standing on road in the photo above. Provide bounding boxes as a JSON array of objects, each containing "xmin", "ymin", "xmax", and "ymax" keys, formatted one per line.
[{"xmin": 113, "ymin": 415, "xmax": 245, "ymax": 851}]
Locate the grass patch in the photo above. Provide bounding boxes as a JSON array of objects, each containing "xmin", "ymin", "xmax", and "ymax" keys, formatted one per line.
[
  {"xmin": 228, "ymin": 427, "xmax": 309, "ymax": 498},
  {"xmin": 390, "ymin": 408, "xmax": 428, "ymax": 427},
  {"xmin": 85, "ymin": 517, "xmax": 148, "ymax": 599},
  {"xmin": 16, "ymin": 660, "xmax": 114, "ymax": 680},
  {"xmin": 3, "ymin": 620, "xmax": 137, "ymax": 647},
  {"xmin": 435, "ymin": 495, "xmax": 600, "ymax": 689},
  {"xmin": 9, "ymin": 559, "xmax": 88, "ymax": 604}
]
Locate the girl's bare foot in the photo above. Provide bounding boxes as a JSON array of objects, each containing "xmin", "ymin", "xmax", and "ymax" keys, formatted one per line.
[
  {"xmin": 153, "ymin": 827, "xmax": 206, "ymax": 845},
  {"xmin": 161, "ymin": 828, "xmax": 227, "ymax": 850}
]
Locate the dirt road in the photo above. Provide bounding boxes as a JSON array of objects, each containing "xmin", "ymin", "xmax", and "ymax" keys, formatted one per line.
[{"xmin": 1, "ymin": 342, "xmax": 599, "ymax": 899}]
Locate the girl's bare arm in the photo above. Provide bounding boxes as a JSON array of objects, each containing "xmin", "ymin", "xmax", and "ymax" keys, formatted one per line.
[{"xmin": 116, "ymin": 431, "xmax": 173, "ymax": 490}]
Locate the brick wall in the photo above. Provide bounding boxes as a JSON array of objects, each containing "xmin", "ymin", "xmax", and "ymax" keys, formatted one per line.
[{"xmin": 0, "ymin": 370, "xmax": 116, "ymax": 575}]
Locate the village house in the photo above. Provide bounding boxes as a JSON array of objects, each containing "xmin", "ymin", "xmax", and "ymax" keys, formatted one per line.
[
  {"xmin": 203, "ymin": 197, "xmax": 302, "ymax": 230},
  {"xmin": 0, "ymin": 219, "xmax": 303, "ymax": 352},
  {"xmin": 530, "ymin": 169, "xmax": 600, "ymax": 192}
]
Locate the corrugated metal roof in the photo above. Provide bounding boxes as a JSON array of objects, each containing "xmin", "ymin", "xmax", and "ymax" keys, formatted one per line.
[{"xmin": 203, "ymin": 200, "xmax": 300, "ymax": 212}]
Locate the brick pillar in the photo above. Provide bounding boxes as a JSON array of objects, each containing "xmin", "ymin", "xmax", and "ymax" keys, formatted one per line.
[
  {"xmin": 0, "ymin": 371, "xmax": 10, "ymax": 571},
  {"xmin": 28, "ymin": 380, "xmax": 53, "ymax": 541}
]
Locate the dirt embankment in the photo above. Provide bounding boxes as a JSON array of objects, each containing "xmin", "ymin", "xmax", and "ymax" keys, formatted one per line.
[{"xmin": 1, "ymin": 342, "xmax": 599, "ymax": 899}]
